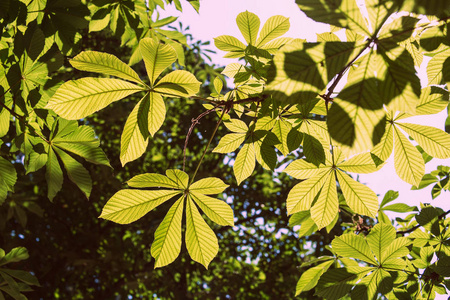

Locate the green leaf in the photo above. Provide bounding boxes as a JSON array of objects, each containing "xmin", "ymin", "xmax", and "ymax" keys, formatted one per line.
[
  {"xmin": 139, "ymin": 38, "xmax": 177, "ymax": 85},
  {"xmin": 398, "ymin": 123, "xmax": 450, "ymax": 159},
  {"xmin": 328, "ymin": 51, "xmax": 386, "ymax": 154},
  {"xmin": 0, "ymin": 248, "xmax": 29, "ymax": 266},
  {"xmin": 151, "ymin": 196, "xmax": 184, "ymax": 268},
  {"xmin": 295, "ymin": 260, "xmax": 334, "ymax": 296},
  {"xmin": 366, "ymin": 223, "xmax": 396, "ymax": 263},
  {"xmin": 256, "ymin": 15, "xmax": 290, "ymax": 47},
  {"xmin": 224, "ymin": 119, "xmax": 248, "ymax": 133},
  {"xmin": 120, "ymin": 98, "xmax": 148, "ymax": 166},
  {"xmin": 411, "ymin": 174, "xmax": 439, "ymax": 190},
  {"xmin": 127, "ymin": 173, "xmax": 180, "ymax": 189},
  {"xmin": 272, "ymin": 118, "xmax": 291, "ymax": 156},
  {"xmin": 302, "ymin": 133, "xmax": 326, "ymax": 166},
  {"xmin": 382, "ymin": 203, "xmax": 417, "ymax": 213},
  {"xmin": 189, "ymin": 193, "xmax": 234, "ymax": 226},
  {"xmin": 45, "ymin": 147, "xmax": 63, "ymax": 201},
  {"xmin": 284, "ymin": 159, "xmax": 329, "ymax": 180},
  {"xmin": 213, "ymin": 133, "xmax": 245, "ymax": 153},
  {"xmin": 140, "ymin": 92, "xmax": 166, "ymax": 137},
  {"xmin": 0, "ymin": 269, "xmax": 39, "ymax": 287},
  {"xmin": 371, "ymin": 123, "xmax": 394, "ymax": 161},
  {"xmin": 310, "ymin": 171, "xmax": 338, "ymax": 229},
  {"xmin": 166, "ymin": 169, "xmax": 189, "ymax": 189},
  {"xmin": 70, "ymin": 51, "xmax": 144, "ymax": 85},
  {"xmin": 338, "ymin": 152, "xmax": 383, "ymax": 174},
  {"xmin": 316, "ymin": 267, "xmax": 374, "ymax": 300},
  {"xmin": 286, "ymin": 170, "xmax": 330, "ymax": 215},
  {"xmin": 236, "ymin": 11, "xmax": 260, "ymax": 45},
  {"xmin": 153, "ymin": 70, "xmax": 201, "ymax": 97},
  {"xmin": 393, "ymin": 126, "xmax": 425, "ymax": 186},
  {"xmin": 267, "ymin": 41, "xmax": 360, "ymax": 103},
  {"xmin": 233, "ymin": 142, "xmax": 255, "ymax": 185},
  {"xmin": 379, "ymin": 190, "xmax": 399, "ymax": 207},
  {"xmin": 189, "ymin": 177, "xmax": 229, "ymax": 195},
  {"xmin": 46, "ymin": 78, "xmax": 145, "ymax": 120},
  {"xmin": 185, "ymin": 197, "xmax": 219, "ymax": 268},
  {"xmin": 365, "ymin": 0, "xmax": 395, "ymax": 34},
  {"xmin": 376, "ymin": 50, "xmax": 421, "ymax": 113},
  {"xmin": 427, "ymin": 48, "xmax": 450, "ymax": 85},
  {"xmin": 214, "ymin": 35, "xmax": 246, "ymax": 52},
  {"xmin": 0, "ymin": 157, "xmax": 16, "ymax": 204},
  {"xmin": 296, "ymin": 0, "xmax": 370, "ymax": 36},
  {"xmin": 332, "ymin": 234, "xmax": 378, "ymax": 265},
  {"xmin": 350, "ymin": 268, "xmax": 392, "ymax": 300},
  {"xmin": 53, "ymin": 147, "xmax": 92, "ymax": 199},
  {"xmin": 99, "ymin": 189, "xmax": 181, "ymax": 224},
  {"xmin": 381, "ymin": 237, "xmax": 409, "ymax": 263},
  {"xmin": 336, "ymin": 170, "xmax": 378, "ymax": 217},
  {"xmin": 415, "ymin": 86, "xmax": 449, "ymax": 115}
]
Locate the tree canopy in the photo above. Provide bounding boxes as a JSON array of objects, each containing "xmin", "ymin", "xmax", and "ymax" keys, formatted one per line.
[{"xmin": 1, "ymin": 0, "xmax": 450, "ymax": 299}]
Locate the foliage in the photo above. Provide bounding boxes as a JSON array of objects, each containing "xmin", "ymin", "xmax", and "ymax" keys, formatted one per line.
[{"xmin": 0, "ymin": 0, "xmax": 450, "ymax": 298}]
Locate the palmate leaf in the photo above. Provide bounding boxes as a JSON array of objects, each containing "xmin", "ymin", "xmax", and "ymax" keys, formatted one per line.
[
  {"xmin": 338, "ymin": 152, "xmax": 383, "ymax": 173},
  {"xmin": 310, "ymin": 171, "xmax": 338, "ymax": 229},
  {"xmin": 296, "ymin": 0, "xmax": 370, "ymax": 36},
  {"xmin": 336, "ymin": 170, "xmax": 378, "ymax": 217},
  {"xmin": 316, "ymin": 266, "xmax": 374, "ymax": 300},
  {"xmin": 120, "ymin": 97, "xmax": 148, "ymax": 166},
  {"xmin": 0, "ymin": 157, "xmax": 17, "ymax": 205},
  {"xmin": 151, "ymin": 196, "xmax": 184, "ymax": 268},
  {"xmin": 328, "ymin": 51, "xmax": 386, "ymax": 154},
  {"xmin": 189, "ymin": 177, "xmax": 229, "ymax": 195},
  {"xmin": 153, "ymin": 70, "xmax": 201, "ymax": 97},
  {"xmin": 139, "ymin": 38, "xmax": 177, "ymax": 86},
  {"xmin": 233, "ymin": 142, "xmax": 255, "ymax": 185},
  {"xmin": 236, "ymin": 11, "xmax": 260, "ymax": 45},
  {"xmin": 284, "ymin": 159, "xmax": 330, "ymax": 179},
  {"xmin": 365, "ymin": 0, "xmax": 395, "ymax": 34},
  {"xmin": 333, "ymin": 234, "xmax": 378, "ymax": 265},
  {"xmin": 139, "ymin": 92, "xmax": 166, "ymax": 138},
  {"xmin": 189, "ymin": 193, "xmax": 234, "ymax": 226},
  {"xmin": 70, "ymin": 51, "xmax": 144, "ymax": 85},
  {"xmin": 127, "ymin": 173, "xmax": 180, "ymax": 189},
  {"xmin": 415, "ymin": 86, "xmax": 449, "ymax": 115},
  {"xmin": 366, "ymin": 223, "xmax": 396, "ymax": 263},
  {"xmin": 427, "ymin": 48, "xmax": 450, "ymax": 85},
  {"xmin": 393, "ymin": 126, "xmax": 425, "ymax": 186},
  {"xmin": 213, "ymin": 133, "xmax": 246, "ymax": 153},
  {"xmin": 185, "ymin": 197, "xmax": 219, "ymax": 268},
  {"xmin": 296, "ymin": 260, "xmax": 334, "ymax": 296},
  {"xmin": 398, "ymin": 123, "xmax": 450, "ymax": 159},
  {"xmin": 286, "ymin": 170, "xmax": 330, "ymax": 215},
  {"xmin": 256, "ymin": 15, "xmax": 290, "ymax": 47},
  {"xmin": 45, "ymin": 147, "xmax": 63, "ymax": 202},
  {"xmin": 99, "ymin": 189, "xmax": 181, "ymax": 224},
  {"xmin": 214, "ymin": 35, "xmax": 246, "ymax": 52},
  {"xmin": 272, "ymin": 118, "xmax": 291, "ymax": 156},
  {"xmin": 371, "ymin": 123, "xmax": 394, "ymax": 161},
  {"xmin": 267, "ymin": 40, "xmax": 361, "ymax": 103},
  {"xmin": 350, "ymin": 268, "xmax": 392, "ymax": 300},
  {"xmin": 46, "ymin": 78, "xmax": 145, "ymax": 119},
  {"xmin": 53, "ymin": 147, "xmax": 92, "ymax": 198}
]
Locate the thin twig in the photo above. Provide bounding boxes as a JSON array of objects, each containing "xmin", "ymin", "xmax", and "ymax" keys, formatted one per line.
[
  {"xmin": 188, "ymin": 109, "xmax": 226, "ymax": 186},
  {"xmin": 183, "ymin": 106, "xmax": 218, "ymax": 171}
]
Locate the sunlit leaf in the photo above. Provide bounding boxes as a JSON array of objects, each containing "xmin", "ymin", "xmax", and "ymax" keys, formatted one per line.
[
  {"xmin": 236, "ymin": 11, "xmax": 260, "ymax": 45},
  {"xmin": 310, "ymin": 171, "xmax": 338, "ymax": 229},
  {"xmin": 140, "ymin": 38, "xmax": 177, "ymax": 85}
]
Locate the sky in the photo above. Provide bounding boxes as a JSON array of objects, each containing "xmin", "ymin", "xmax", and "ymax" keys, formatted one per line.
[{"xmin": 161, "ymin": 0, "xmax": 450, "ymax": 212}]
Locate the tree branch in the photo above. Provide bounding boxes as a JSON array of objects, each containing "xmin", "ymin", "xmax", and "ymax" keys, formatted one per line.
[{"xmin": 397, "ymin": 209, "xmax": 450, "ymax": 236}]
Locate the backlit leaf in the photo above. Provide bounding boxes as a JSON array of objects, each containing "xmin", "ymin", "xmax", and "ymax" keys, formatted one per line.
[
  {"xmin": 236, "ymin": 11, "xmax": 260, "ymax": 45},
  {"xmin": 189, "ymin": 193, "xmax": 234, "ymax": 226},
  {"xmin": 190, "ymin": 177, "xmax": 229, "ymax": 195},
  {"xmin": 140, "ymin": 38, "xmax": 177, "ymax": 85},
  {"xmin": 99, "ymin": 189, "xmax": 181, "ymax": 224},
  {"xmin": 233, "ymin": 142, "xmax": 255, "ymax": 185},
  {"xmin": 256, "ymin": 15, "xmax": 290, "ymax": 47},
  {"xmin": 153, "ymin": 70, "xmax": 201, "ymax": 97},
  {"xmin": 310, "ymin": 171, "xmax": 338, "ymax": 229}
]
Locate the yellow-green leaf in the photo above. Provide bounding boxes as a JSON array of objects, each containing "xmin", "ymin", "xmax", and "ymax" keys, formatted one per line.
[
  {"xmin": 120, "ymin": 98, "xmax": 148, "ymax": 166},
  {"xmin": 371, "ymin": 123, "xmax": 394, "ymax": 161},
  {"xmin": 398, "ymin": 123, "xmax": 450, "ymax": 159},
  {"xmin": 45, "ymin": 147, "xmax": 63, "ymax": 201},
  {"xmin": 284, "ymin": 159, "xmax": 329, "ymax": 179},
  {"xmin": 332, "ymin": 234, "xmax": 378, "ymax": 265},
  {"xmin": 393, "ymin": 126, "xmax": 425, "ymax": 186},
  {"xmin": 99, "ymin": 189, "xmax": 181, "ymax": 224},
  {"xmin": 151, "ymin": 196, "xmax": 184, "ymax": 268},
  {"xmin": 46, "ymin": 78, "xmax": 144, "ymax": 120},
  {"xmin": 311, "ymin": 171, "xmax": 338, "ymax": 229},
  {"xmin": 166, "ymin": 169, "xmax": 189, "ymax": 189},
  {"xmin": 236, "ymin": 11, "xmax": 260, "ymax": 45},
  {"xmin": 233, "ymin": 142, "xmax": 255, "ymax": 185},
  {"xmin": 286, "ymin": 170, "xmax": 330, "ymax": 215},
  {"xmin": 256, "ymin": 15, "xmax": 290, "ymax": 47},
  {"xmin": 214, "ymin": 35, "xmax": 246, "ymax": 52},
  {"xmin": 127, "ymin": 173, "xmax": 180, "ymax": 189},
  {"xmin": 190, "ymin": 177, "xmax": 229, "ymax": 195},
  {"xmin": 185, "ymin": 197, "xmax": 219, "ymax": 268},
  {"xmin": 70, "ymin": 51, "xmax": 144, "ymax": 85},
  {"xmin": 415, "ymin": 86, "xmax": 449, "ymax": 115},
  {"xmin": 213, "ymin": 133, "xmax": 245, "ymax": 153},
  {"xmin": 338, "ymin": 152, "xmax": 383, "ymax": 174},
  {"xmin": 189, "ymin": 193, "xmax": 234, "ymax": 226},
  {"xmin": 140, "ymin": 38, "xmax": 177, "ymax": 85},
  {"xmin": 153, "ymin": 70, "xmax": 201, "ymax": 97},
  {"xmin": 141, "ymin": 92, "xmax": 166, "ymax": 137},
  {"xmin": 336, "ymin": 170, "xmax": 378, "ymax": 217}
]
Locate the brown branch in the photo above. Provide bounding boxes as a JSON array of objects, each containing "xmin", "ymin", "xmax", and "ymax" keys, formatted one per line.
[
  {"xmin": 397, "ymin": 209, "xmax": 450, "ymax": 236},
  {"xmin": 183, "ymin": 106, "xmax": 218, "ymax": 171}
]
